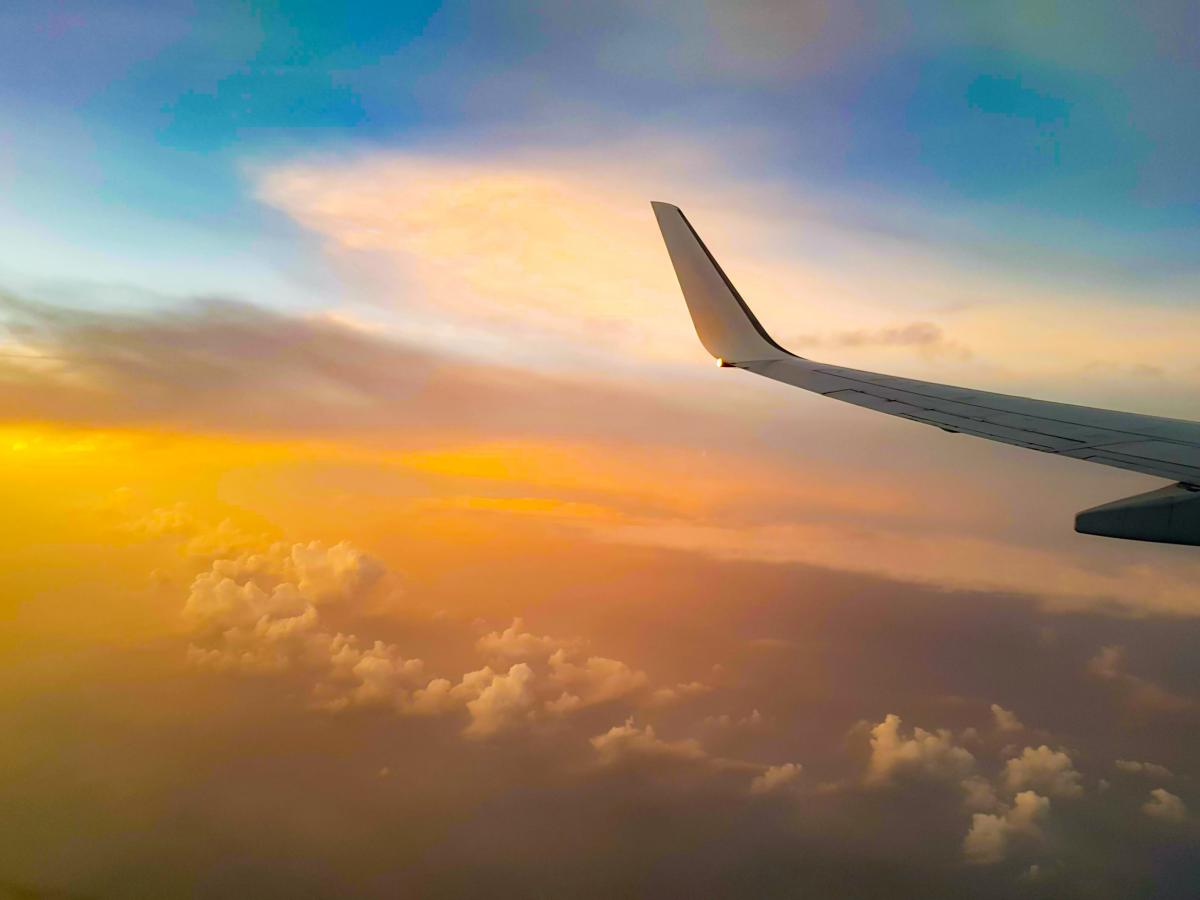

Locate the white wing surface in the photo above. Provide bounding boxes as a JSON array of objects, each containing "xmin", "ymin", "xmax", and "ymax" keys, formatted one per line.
[{"xmin": 651, "ymin": 201, "xmax": 1200, "ymax": 546}]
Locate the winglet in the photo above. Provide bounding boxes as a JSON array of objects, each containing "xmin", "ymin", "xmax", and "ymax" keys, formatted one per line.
[{"xmin": 651, "ymin": 201, "xmax": 793, "ymax": 364}]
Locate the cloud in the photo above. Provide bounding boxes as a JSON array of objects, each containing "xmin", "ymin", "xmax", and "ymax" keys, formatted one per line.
[
  {"xmin": 287, "ymin": 540, "xmax": 386, "ymax": 604},
  {"xmin": 1002, "ymin": 746, "xmax": 1083, "ymax": 798},
  {"xmin": 545, "ymin": 648, "xmax": 648, "ymax": 712},
  {"xmin": 961, "ymin": 775, "xmax": 1002, "ymax": 813},
  {"xmin": 0, "ymin": 291, "xmax": 710, "ymax": 444},
  {"xmin": 990, "ymin": 703, "xmax": 1024, "ymax": 733},
  {"xmin": 791, "ymin": 322, "xmax": 972, "ymax": 360},
  {"xmin": 590, "ymin": 719, "xmax": 710, "ymax": 768},
  {"xmin": 409, "ymin": 650, "xmax": 652, "ymax": 731},
  {"xmin": 963, "ymin": 791, "xmax": 1051, "ymax": 865},
  {"xmin": 702, "ymin": 709, "xmax": 764, "ymax": 731},
  {"xmin": 236, "ymin": 146, "xmax": 1200, "ymax": 619},
  {"xmin": 10, "ymin": 287, "xmax": 1200, "ymax": 620},
  {"xmin": 863, "ymin": 714, "xmax": 975, "ymax": 785},
  {"xmin": 1087, "ymin": 645, "xmax": 1126, "ymax": 680},
  {"xmin": 183, "ymin": 540, "xmax": 424, "ymax": 712},
  {"xmin": 34, "ymin": 498, "xmax": 1200, "ymax": 896},
  {"xmin": 183, "ymin": 540, "xmax": 384, "ymax": 632},
  {"xmin": 749, "ymin": 763, "xmax": 802, "ymax": 796},
  {"xmin": 0, "ymin": 292, "xmax": 436, "ymax": 432},
  {"xmin": 1114, "ymin": 759, "xmax": 1173, "ymax": 779},
  {"xmin": 648, "ymin": 681, "xmax": 712, "ymax": 707},
  {"xmin": 471, "ymin": 619, "xmax": 651, "ymax": 717},
  {"xmin": 597, "ymin": 511, "xmax": 1200, "ymax": 618},
  {"xmin": 1142, "ymin": 788, "xmax": 1187, "ymax": 823},
  {"xmin": 255, "ymin": 154, "xmax": 697, "ymax": 359},
  {"xmin": 462, "ymin": 663, "xmax": 537, "ymax": 738},
  {"xmin": 125, "ymin": 502, "xmax": 263, "ymax": 559},
  {"xmin": 1087, "ymin": 645, "xmax": 1195, "ymax": 714},
  {"xmin": 476, "ymin": 618, "xmax": 575, "ymax": 661},
  {"xmin": 405, "ymin": 666, "xmax": 498, "ymax": 717},
  {"xmin": 184, "ymin": 544, "xmax": 340, "ymax": 673},
  {"xmin": 250, "ymin": 146, "xmax": 1200, "ymax": 410},
  {"xmin": 180, "ymin": 532, "xmax": 713, "ymax": 742},
  {"xmin": 316, "ymin": 635, "xmax": 425, "ymax": 712},
  {"xmin": 587, "ymin": 719, "xmax": 773, "ymax": 785},
  {"xmin": 126, "ymin": 501, "xmax": 196, "ymax": 538}
]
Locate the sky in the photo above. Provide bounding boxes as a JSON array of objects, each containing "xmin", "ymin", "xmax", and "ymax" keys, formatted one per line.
[{"xmin": 3, "ymin": 1, "xmax": 1200, "ymax": 897}]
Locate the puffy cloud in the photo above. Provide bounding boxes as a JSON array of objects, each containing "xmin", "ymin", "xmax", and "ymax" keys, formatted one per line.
[
  {"xmin": 1142, "ymin": 788, "xmax": 1187, "ymax": 823},
  {"xmin": 183, "ymin": 541, "xmax": 419, "ymax": 712},
  {"xmin": 463, "ymin": 663, "xmax": 537, "ymax": 738},
  {"xmin": 961, "ymin": 775, "xmax": 1002, "ymax": 813},
  {"xmin": 1115, "ymin": 759, "xmax": 1173, "ymax": 779},
  {"xmin": 405, "ymin": 667, "xmax": 499, "ymax": 717},
  {"xmin": 545, "ymin": 648, "xmax": 648, "ymax": 712},
  {"xmin": 863, "ymin": 714, "xmax": 975, "ymax": 785},
  {"xmin": 749, "ymin": 763, "xmax": 802, "ymax": 796},
  {"xmin": 406, "ymin": 639, "xmax": 689, "ymax": 737},
  {"xmin": 315, "ymin": 635, "xmax": 424, "ymax": 712},
  {"xmin": 184, "ymin": 541, "xmax": 383, "ymax": 634},
  {"xmin": 590, "ymin": 719, "xmax": 709, "ymax": 768},
  {"xmin": 648, "ymin": 681, "xmax": 712, "ymax": 707},
  {"xmin": 453, "ymin": 619, "xmax": 656, "ymax": 721},
  {"xmin": 184, "ymin": 570, "xmax": 323, "ymax": 674},
  {"xmin": 405, "ymin": 677, "xmax": 457, "ymax": 716},
  {"xmin": 962, "ymin": 817, "xmax": 1008, "ymax": 865},
  {"xmin": 589, "ymin": 720, "xmax": 784, "ymax": 784},
  {"xmin": 476, "ymin": 618, "xmax": 574, "ymax": 660},
  {"xmin": 289, "ymin": 540, "xmax": 386, "ymax": 605},
  {"xmin": 126, "ymin": 503, "xmax": 264, "ymax": 560},
  {"xmin": 990, "ymin": 704, "xmax": 1024, "ymax": 733},
  {"xmin": 1002, "ymin": 746, "xmax": 1083, "ymax": 799},
  {"xmin": 963, "ymin": 791, "xmax": 1051, "ymax": 865},
  {"xmin": 184, "ymin": 542, "xmax": 687, "ymax": 739}
]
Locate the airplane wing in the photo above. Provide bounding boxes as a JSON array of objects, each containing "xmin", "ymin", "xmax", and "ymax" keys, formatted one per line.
[{"xmin": 651, "ymin": 201, "xmax": 1200, "ymax": 546}]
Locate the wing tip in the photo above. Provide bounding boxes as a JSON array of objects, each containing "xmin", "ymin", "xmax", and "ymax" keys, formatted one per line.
[{"xmin": 651, "ymin": 201, "xmax": 794, "ymax": 364}]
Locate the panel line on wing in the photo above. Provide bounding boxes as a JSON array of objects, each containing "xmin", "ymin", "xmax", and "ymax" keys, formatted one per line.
[{"xmin": 811, "ymin": 367, "xmax": 1193, "ymax": 447}]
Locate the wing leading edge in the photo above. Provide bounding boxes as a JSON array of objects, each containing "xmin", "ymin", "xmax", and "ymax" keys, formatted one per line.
[{"xmin": 651, "ymin": 201, "xmax": 1200, "ymax": 546}]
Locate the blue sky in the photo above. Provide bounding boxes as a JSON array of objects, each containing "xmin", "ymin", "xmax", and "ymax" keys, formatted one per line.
[{"xmin": 7, "ymin": 0, "xmax": 1200, "ymax": 281}]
